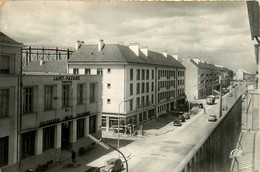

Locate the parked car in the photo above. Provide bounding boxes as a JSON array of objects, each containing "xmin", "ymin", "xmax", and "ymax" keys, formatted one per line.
[
  {"xmin": 229, "ymin": 93, "xmax": 233, "ymax": 97},
  {"xmin": 222, "ymin": 105, "xmax": 228, "ymax": 111},
  {"xmin": 101, "ymin": 158, "xmax": 124, "ymax": 172},
  {"xmin": 208, "ymin": 114, "xmax": 217, "ymax": 122},
  {"xmin": 190, "ymin": 101, "xmax": 204, "ymax": 109},
  {"xmin": 173, "ymin": 119, "xmax": 182, "ymax": 126},
  {"xmin": 206, "ymin": 95, "xmax": 216, "ymax": 105}
]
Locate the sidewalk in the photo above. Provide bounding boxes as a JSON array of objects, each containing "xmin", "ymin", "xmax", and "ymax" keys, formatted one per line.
[{"xmin": 232, "ymin": 89, "xmax": 260, "ymax": 172}]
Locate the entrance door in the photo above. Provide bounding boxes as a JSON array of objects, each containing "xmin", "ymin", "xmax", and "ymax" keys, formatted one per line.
[{"xmin": 61, "ymin": 122, "xmax": 70, "ymax": 150}]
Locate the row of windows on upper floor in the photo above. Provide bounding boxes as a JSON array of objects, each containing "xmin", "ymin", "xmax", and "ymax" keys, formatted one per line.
[
  {"xmin": 73, "ymin": 68, "xmax": 185, "ymax": 82},
  {"xmin": 0, "ymin": 83, "xmax": 97, "ymax": 117},
  {"xmin": 106, "ymin": 94, "xmax": 154, "ymax": 111},
  {"xmin": 130, "ymin": 82, "xmax": 155, "ymax": 95},
  {"xmin": 158, "ymin": 90, "xmax": 176, "ymax": 103}
]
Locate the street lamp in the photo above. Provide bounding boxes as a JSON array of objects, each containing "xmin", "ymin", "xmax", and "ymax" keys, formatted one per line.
[
  {"xmin": 88, "ymin": 134, "xmax": 129, "ymax": 172},
  {"xmin": 118, "ymin": 97, "xmax": 134, "ymax": 151}
]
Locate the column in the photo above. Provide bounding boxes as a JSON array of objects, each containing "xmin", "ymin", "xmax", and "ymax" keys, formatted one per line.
[
  {"xmin": 55, "ymin": 124, "xmax": 61, "ymax": 148},
  {"xmin": 84, "ymin": 117, "xmax": 89, "ymax": 136},
  {"xmin": 106, "ymin": 116, "xmax": 109, "ymax": 132},
  {"xmin": 36, "ymin": 128, "xmax": 43, "ymax": 155},
  {"xmin": 71, "ymin": 120, "xmax": 77, "ymax": 143}
]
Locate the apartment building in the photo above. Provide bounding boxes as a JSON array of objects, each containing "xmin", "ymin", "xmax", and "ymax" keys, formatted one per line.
[
  {"xmin": 0, "ymin": 32, "xmax": 23, "ymax": 172},
  {"xmin": 68, "ymin": 40, "xmax": 185, "ymax": 136},
  {"xmin": 18, "ymin": 66, "xmax": 102, "ymax": 171},
  {"xmin": 182, "ymin": 58, "xmax": 232, "ymax": 100},
  {"xmin": 236, "ymin": 69, "xmax": 255, "ymax": 81}
]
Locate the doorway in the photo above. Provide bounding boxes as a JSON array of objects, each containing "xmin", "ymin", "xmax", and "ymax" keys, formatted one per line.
[{"xmin": 61, "ymin": 122, "xmax": 70, "ymax": 150}]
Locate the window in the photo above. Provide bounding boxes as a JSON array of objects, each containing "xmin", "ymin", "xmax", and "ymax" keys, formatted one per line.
[
  {"xmin": 151, "ymin": 82, "xmax": 154, "ymax": 92},
  {"xmin": 0, "ymin": 136, "xmax": 8, "ymax": 167},
  {"xmin": 136, "ymin": 97, "xmax": 140, "ymax": 108},
  {"xmin": 107, "ymin": 99, "xmax": 111, "ymax": 104},
  {"xmin": 0, "ymin": 89, "xmax": 9, "ymax": 117},
  {"xmin": 101, "ymin": 117, "xmax": 106, "ymax": 127},
  {"xmin": 136, "ymin": 83, "xmax": 140, "ymax": 94},
  {"xmin": 89, "ymin": 115, "xmax": 96, "ymax": 134},
  {"xmin": 130, "ymin": 99, "xmax": 133, "ymax": 111},
  {"xmin": 0, "ymin": 55, "xmax": 10, "ymax": 74},
  {"xmin": 141, "ymin": 69, "xmax": 145, "ymax": 80},
  {"xmin": 97, "ymin": 68, "xmax": 103, "ymax": 75},
  {"xmin": 107, "ymin": 83, "xmax": 111, "ymax": 89},
  {"xmin": 151, "ymin": 94, "xmax": 154, "ymax": 104},
  {"xmin": 73, "ymin": 68, "xmax": 79, "ymax": 74},
  {"xmin": 146, "ymin": 95, "xmax": 149, "ymax": 105},
  {"xmin": 77, "ymin": 118, "xmax": 85, "ymax": 139},
  {"xmin": 146, "ymin": 70, "xmax": 149, "ymax": 80},
  {"xmin": 152, "ymin": 70, "xmax": 154, "ymax": 80},
  {"xmin": 23, "ymin": 87, "xmax": 33, "ymax": 113},
  {"xmin": 85, "ymin": 68, "xmax": 91, "ymax": 75},
  {"xmin": 90, "ymin": 83, "xmax": 96, "ymax": 103},
  {"xmin": 141, "ymin": 83, "xmax": 145, "ymax": 93},
  {"xmin": 21, "ymin": 131, "xmax": 35, "ymax": 159},
  {"xmin": 44, "ymin": 86, "xmax": 53, "ymax": 110},
  {"xmin": 146, "ymin": 83, "xmax": 149, "ymax": 93},
  {"xmin": 136, "ymin": 69, "xmax": 140, "ymax": 80},
  {"xmin": 62, "ymin": 85, "xmax": 70, "ymax": 107},
  {"xmin": 43, "ymin": 126, "xmax": 54, "ymax": 151},
  {"xmin": 107, "ymin": 68, "xmax": 111, "ymax": 74},
  {"xmin": 130, "ymin": 84, "xmax": 133, "ymax": 96},
  {"xmin": 77, "ymin": 84, "xmax": 84, "ymax": 104},
  {"xmin": 130, "ymin": 69, "xmax": 133, "ymax": 81}
]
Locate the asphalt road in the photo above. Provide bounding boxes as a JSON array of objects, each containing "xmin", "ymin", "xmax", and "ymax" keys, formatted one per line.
[{"xmin": 88, "ymin": 85, "xmax": 247, "ymax": 172}]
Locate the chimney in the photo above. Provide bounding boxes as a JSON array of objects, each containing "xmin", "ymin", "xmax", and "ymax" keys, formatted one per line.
[
  {"xmin": 140, "ymin": 47, "xmax": 148, "ymax": 57},
  {"xmin": 172, "ymin": 55, "xmax": 179, "ymax": 61},
  {"xmin": 40, "ymin": 58, "xmax": 44, "ymax": 66},
  {"xmin": 160, "ymin": 50, "xmax": 167, "ymax": 57},
  {"xmin": 193, "ymin": 58, "xmax": 199, "ymax": 64},
  {"xmin": 75, "ymin": 40, "xmax": 81, "ymax": 50},
  {"xmin": 129, "ymin": 43, "xmax": 139, "ymax": 56},
  {"xmin": 98, "ymin": 39, "xmax": 104, "ymax": 51}
]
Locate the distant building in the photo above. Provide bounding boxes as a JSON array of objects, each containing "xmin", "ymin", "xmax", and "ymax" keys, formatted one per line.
[
  {"xmin": 0, "ymin": 32, "xmax": 23, "ymax": 171},
  {"xmin": 68, "ymin": 40, "xmax": 185, "ymax": 136},
  {"xmin": 236, "ymin": 69, "xmax": 255, "ymax": 81},
  {"xmin": 182, "ymin": 58, "xmax": 232, "ymax": 100}
]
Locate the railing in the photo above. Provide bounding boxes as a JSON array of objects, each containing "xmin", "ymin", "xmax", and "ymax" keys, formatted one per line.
[{"xmin": 174, "ymin": 95, "xmax": 242, "ymax": 172}]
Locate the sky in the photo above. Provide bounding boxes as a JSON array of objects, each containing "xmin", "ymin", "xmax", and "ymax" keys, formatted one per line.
[{"xmin": 0, "ymin": 1, "xmax": 258, "ymax": 73}]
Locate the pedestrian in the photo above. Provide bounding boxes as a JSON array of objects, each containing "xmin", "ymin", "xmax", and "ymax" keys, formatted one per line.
[
  {"xmin": 71, "ymin": 150, "xmax": 76, "ymax": 163},
  {"xmin": 204, "ymin": 107, "xmax": 206, "ymax": 114}
]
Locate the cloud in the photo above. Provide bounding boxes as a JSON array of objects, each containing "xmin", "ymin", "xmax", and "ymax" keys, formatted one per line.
[{"xmin": 0, "ymin": 1, "xmax": 257, "ymax": 73}]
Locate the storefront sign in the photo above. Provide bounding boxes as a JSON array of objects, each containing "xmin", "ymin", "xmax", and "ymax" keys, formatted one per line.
[{"xmin": 53, "ymin": 75, "xmax": 80, "ymax": 81}]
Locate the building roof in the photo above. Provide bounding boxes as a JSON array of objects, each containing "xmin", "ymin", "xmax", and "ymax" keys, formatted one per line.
[
  {"xmin": 23, "ymin": 61, "xmax": 68, "ymax": 74},
  {"xmin": 68, "ymin": 44, "xmax": 185, "ymax": 68},
  {"xmin": 0, "ymin": 32, "xmax": 22, "ymax": 46},
  {"xmin": 189, "ymin": 58, "xmax": 218, "ymax": 70}
]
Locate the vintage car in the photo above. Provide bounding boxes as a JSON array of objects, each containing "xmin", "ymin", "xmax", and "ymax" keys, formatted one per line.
[
  {"xmin": 208, "ymin": 114, "xmax": 217, "ymax": 122},
  {"xmin": 101, "ymin": 158, "xmax": 124, "ymax": 172}
]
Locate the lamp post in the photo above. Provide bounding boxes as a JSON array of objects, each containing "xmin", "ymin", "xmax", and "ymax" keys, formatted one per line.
[
  {"xmin": 118, "ymin": 97, "xmax": 134, "ymax": 151},
  {"xmin": 88, "ymin": 134, "xmax": 129, "ymax": 172}
]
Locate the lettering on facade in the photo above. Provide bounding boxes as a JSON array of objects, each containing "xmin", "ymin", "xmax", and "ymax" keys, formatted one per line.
[
  {"xmin": 39, "ymin": 118, "xmax": 60, "ymax": 127},
  {"xmin": 53, "ymin": 76, "xmax": 80, "ymax": 81}
]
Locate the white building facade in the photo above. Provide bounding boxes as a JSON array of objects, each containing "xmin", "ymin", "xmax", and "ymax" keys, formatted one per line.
[
  {"xmin": 0, "ymin": 32, "xmax": 23, "ymax": 172},
  {"xmin": 68, "ymin": 41, "xmax": 185, "ymax": 136}
]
